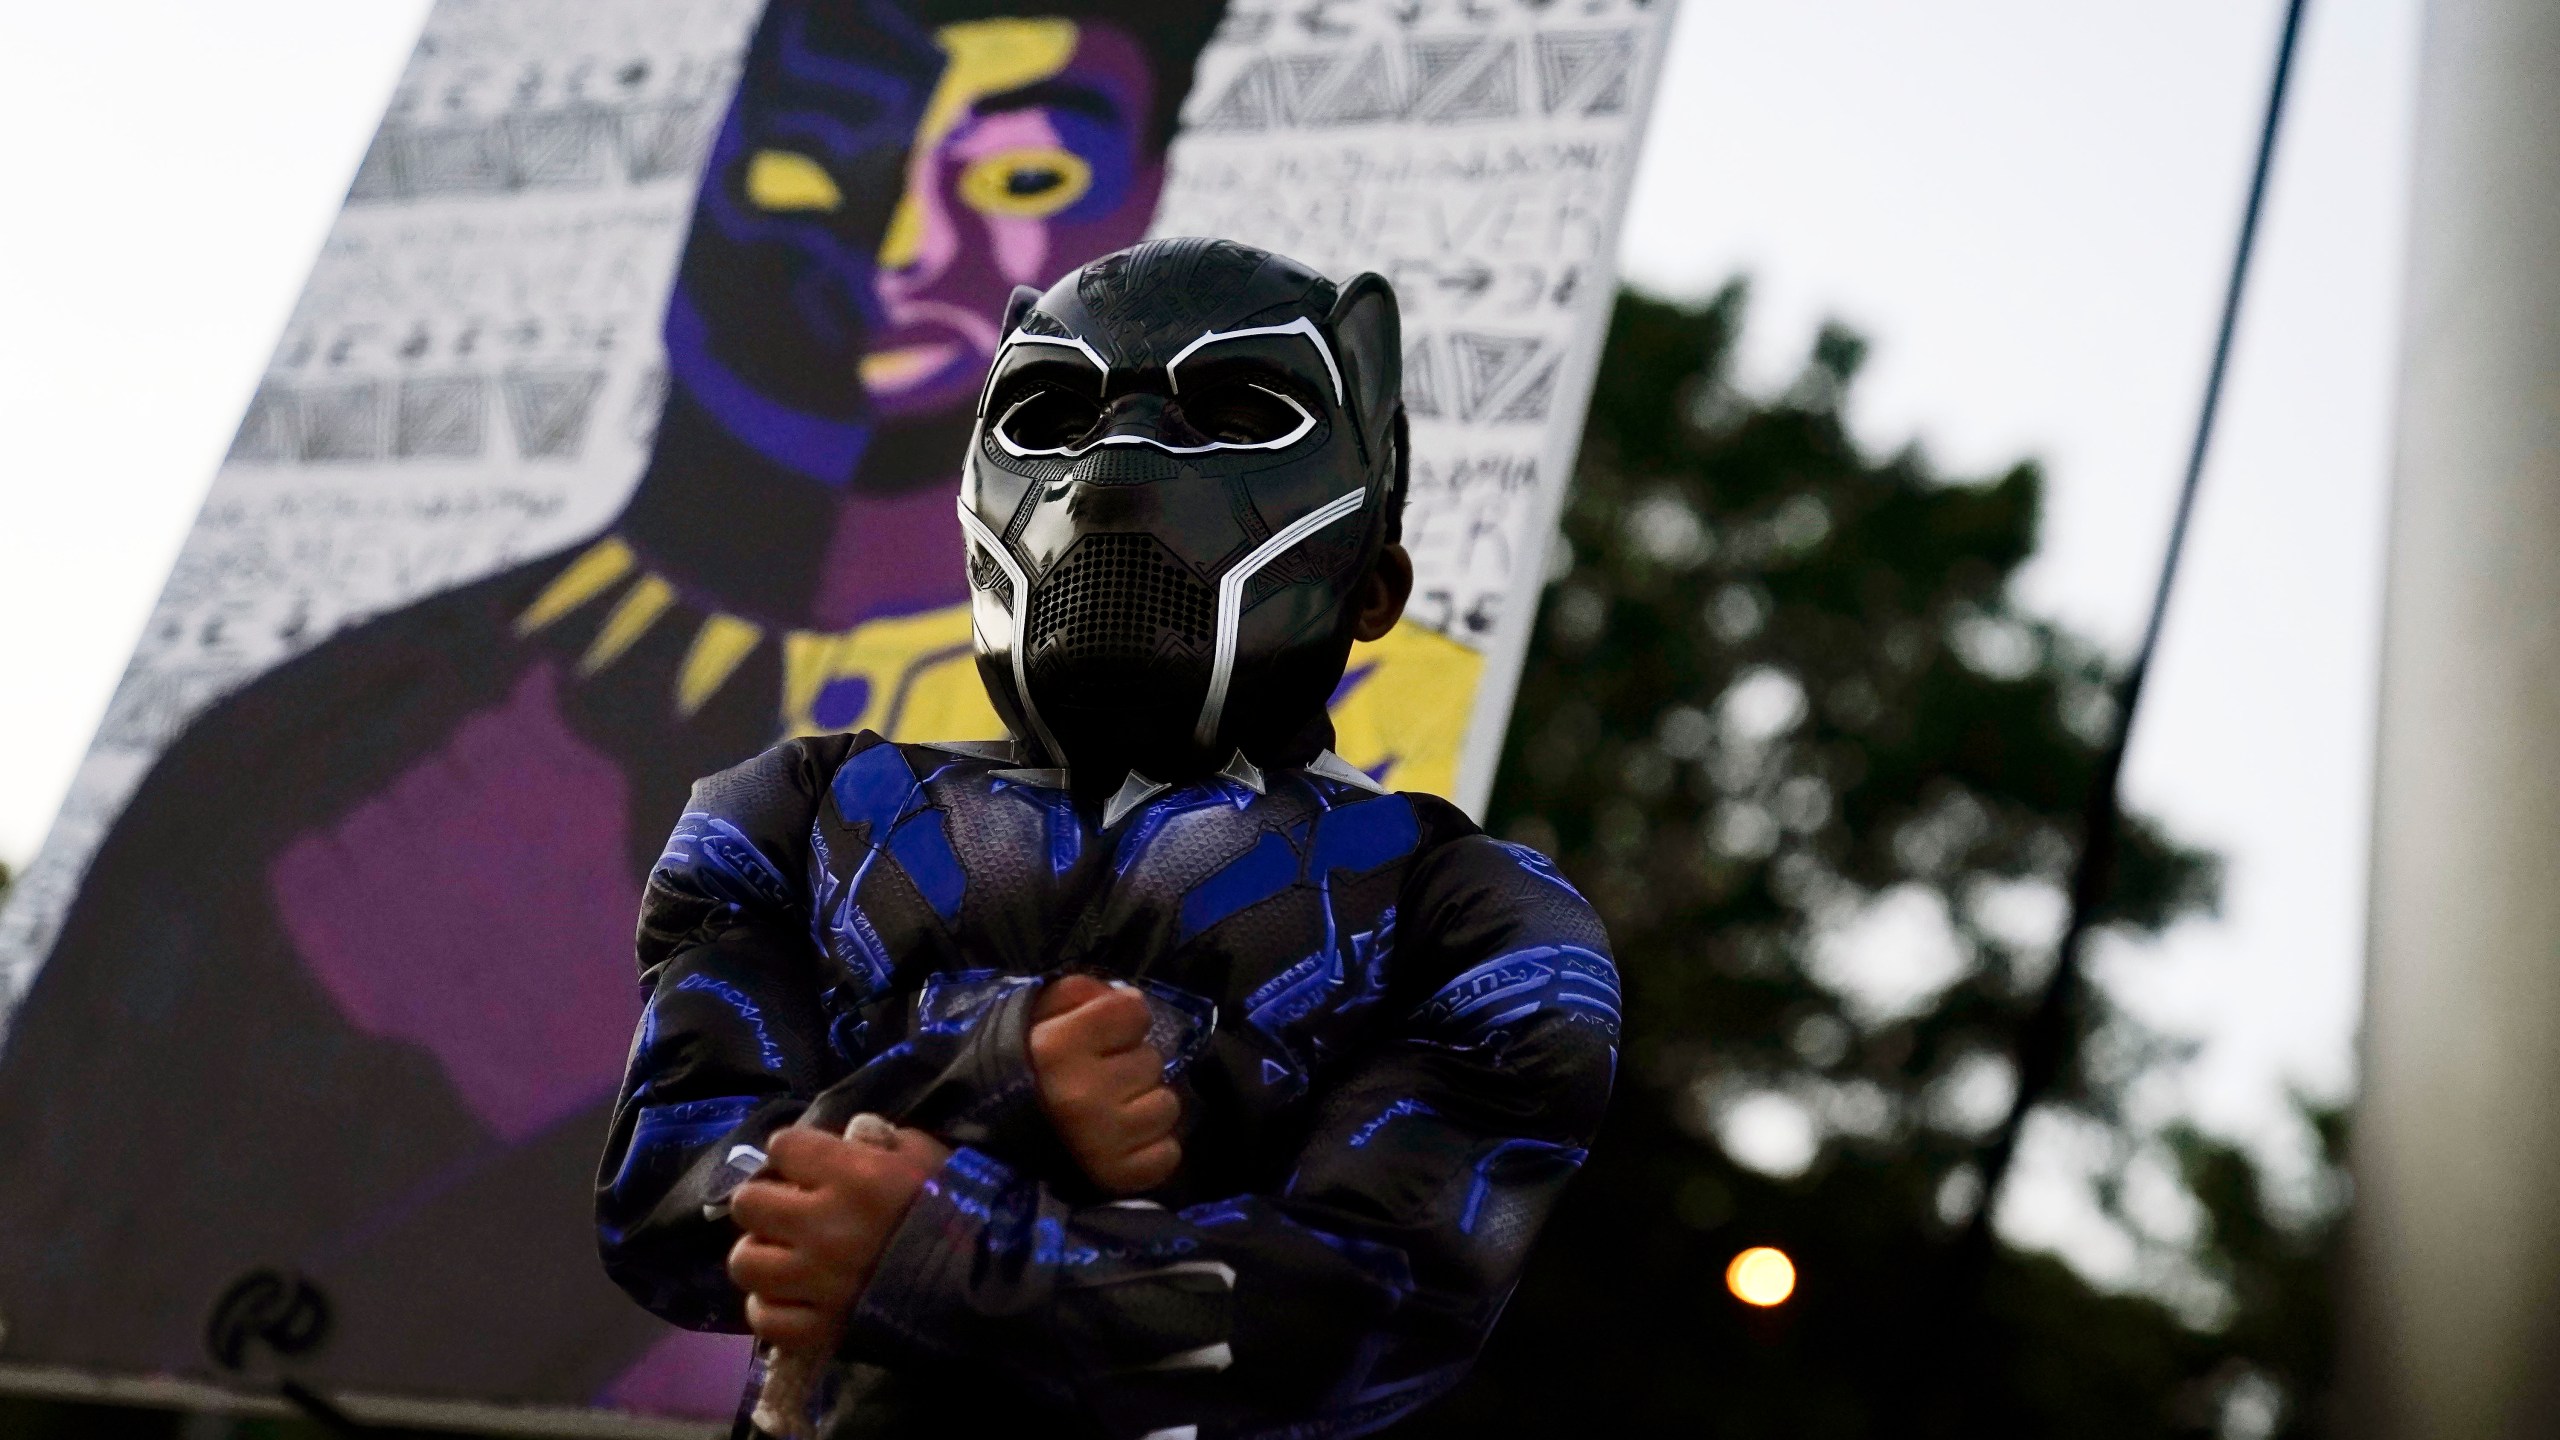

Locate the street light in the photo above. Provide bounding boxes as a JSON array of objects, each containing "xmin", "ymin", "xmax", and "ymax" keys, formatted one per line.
[{"xmin": 1725, "ymin": 1246, "xmax": 1796, "ymax": 1308}]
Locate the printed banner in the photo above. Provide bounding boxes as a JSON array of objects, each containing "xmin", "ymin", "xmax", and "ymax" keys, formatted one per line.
[{"xmin": 0, "ymin": 0, "xmax": 1667, "ymax": 1426}]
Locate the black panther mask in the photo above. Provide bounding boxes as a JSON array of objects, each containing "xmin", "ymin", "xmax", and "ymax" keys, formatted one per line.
[{"xmin": 959, "ymin": 237, "xmax": 1406, "ymax": 787}]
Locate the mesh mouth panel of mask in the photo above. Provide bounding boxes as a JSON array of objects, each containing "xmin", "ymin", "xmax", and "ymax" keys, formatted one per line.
[{"xmin": 1026, "ymin": 533, "xmax": 1216, "ymax": 703}]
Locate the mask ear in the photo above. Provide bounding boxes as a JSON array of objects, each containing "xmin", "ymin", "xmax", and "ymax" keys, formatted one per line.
[
  {"xmin": 1001, "ymin": 284, "xmax": 1042, "ymax": 339},
  {"xmin": 1327, "ymin": 273, "xmax": 1402, "ymax": 462}
]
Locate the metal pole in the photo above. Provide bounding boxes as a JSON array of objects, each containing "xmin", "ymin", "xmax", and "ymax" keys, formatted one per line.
[{"xmin": 2345, "ymin": 0, "xmax": 2560, "ymax": 1432}]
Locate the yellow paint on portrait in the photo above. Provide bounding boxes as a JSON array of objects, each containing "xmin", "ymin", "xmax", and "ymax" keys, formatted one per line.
[
  {"xmin": 783, "ymin": 603, "xmax": 997, "ymax": 740},
  {"xmin": 783, "ymin": 604, "xmax": 1485, "ymax": 802},
  {"xmin": 1328, "ymin": 622, "xmax": 1484, "ymax": 800},
  {"xmin": 877, "ymin": 18, "xmax": 1080, "ymax": 269}
]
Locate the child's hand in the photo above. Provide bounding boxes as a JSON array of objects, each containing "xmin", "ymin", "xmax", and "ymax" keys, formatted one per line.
[
  {"xmin": 726, "ymin": 1121, "xmax": 951, "ymax": 1350},
  {"xmin": 1030, "ymin": 974, "xmax": 1183, "ymax": 1195}
]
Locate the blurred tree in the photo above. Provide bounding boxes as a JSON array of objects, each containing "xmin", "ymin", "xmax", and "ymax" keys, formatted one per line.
[{"xmin": 1404, "ymin": 286, "xmax": 2343, "ymax": 1439}]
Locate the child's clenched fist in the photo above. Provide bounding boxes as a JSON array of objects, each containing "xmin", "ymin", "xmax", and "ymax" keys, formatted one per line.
[
  {"xmin": 1029, "ymin": 974, "xmax": 1183, "ymax": 1195},
  {"xmin": 726, "ymin": 1121, "xmax": 951, "ymax": 1351}
]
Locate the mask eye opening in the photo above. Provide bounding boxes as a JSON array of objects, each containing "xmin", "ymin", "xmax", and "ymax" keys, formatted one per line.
[
  {"xmin": 995, "ymin": 388, "xmax": 1105, "ymax": 455},
  {"xmin": 1173, "ymin": 382, "xmax": 1315, "ymax": 447}
]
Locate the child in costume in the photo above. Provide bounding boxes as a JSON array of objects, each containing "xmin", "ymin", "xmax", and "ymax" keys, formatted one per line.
[{"xmin": 597, "ymin": 239, "xmax": 1619, "ymax": 1438}]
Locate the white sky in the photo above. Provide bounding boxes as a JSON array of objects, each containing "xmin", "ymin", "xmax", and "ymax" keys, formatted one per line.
[
  {"xmin": 0, "ymin": 0, "xmax": 2414, "ymax": 1267},
  {"xmin": 1618, "ymin": 0, "xmax": 2413, "ymax": 1218}
]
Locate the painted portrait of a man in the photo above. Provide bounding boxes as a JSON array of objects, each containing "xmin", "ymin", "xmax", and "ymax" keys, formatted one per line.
[{"xmin": 0, "ymin": 0, "xmax": 1223, "ymax": 1416}]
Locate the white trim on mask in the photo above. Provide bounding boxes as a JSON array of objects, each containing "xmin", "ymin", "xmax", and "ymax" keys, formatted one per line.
[
  {"xmin": 990, "ymin": 384, "xmax": 1316, "ymax": 458},
  {"xmin": 954, "ymin": 499, "xmax": 1065, "ymax": 765},
  {"xmin": 976, "ymin": 330, "xmax": 1109, "ymax": 418},
  {"xmin": 1191, "ymin": 487, "xmax": 1370, "ymax": 750},
  {"xmin": 1165, "ymin": 316, "xmax": 1345, "ymax": 406}
]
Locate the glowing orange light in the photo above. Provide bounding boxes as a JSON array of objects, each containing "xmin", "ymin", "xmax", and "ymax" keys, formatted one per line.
[{"xmin": 1725, "ymin": 1246, "xmax": 1796, "ymax": 1307}]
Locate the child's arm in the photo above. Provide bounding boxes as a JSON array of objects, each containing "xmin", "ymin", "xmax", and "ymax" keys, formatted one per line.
[
  {"xmin": 598, "ymin": 735, "xmax": 1171, "ymax": 1332},
  {"xmin": 719, "ymin": 977, "xmax": 1182, "ymax": 1354},
  {"xmin": 831, "ymin": 833, "xmax": 1619, "ymax": 1438},
  {"xmin": 596, "ymin": 735, "xmax": 858, "ymax": 1331}
]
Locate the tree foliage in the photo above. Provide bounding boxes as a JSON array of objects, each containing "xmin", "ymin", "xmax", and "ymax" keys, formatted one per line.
[{"xmin": 1405, "ymin": 286, "xmax": 2341, "ymax": 1439}]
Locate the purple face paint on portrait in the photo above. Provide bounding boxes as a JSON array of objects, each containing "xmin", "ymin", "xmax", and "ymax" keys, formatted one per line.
[
  {"xmin": 864, "ymin": 23, "xmax": 1163, "ymax": 421},
  {"xmin": 659, "ymin": 4, "xmax": 941, "ymax": 487}
]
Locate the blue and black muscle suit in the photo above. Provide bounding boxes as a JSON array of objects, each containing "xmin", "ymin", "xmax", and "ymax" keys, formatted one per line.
[{"xmin": 598, "ymin": 732, "xmax": 1619, "ymax": 1436}]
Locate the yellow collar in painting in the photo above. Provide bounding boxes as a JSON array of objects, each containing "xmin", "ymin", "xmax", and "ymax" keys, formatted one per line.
[
  {"xmin": 513, "ymin": 537, "xmax": 998, "ymax": 739},
  {"xmin": 517, "ymin": 538, "xmax": 768, "ymax": 719}
]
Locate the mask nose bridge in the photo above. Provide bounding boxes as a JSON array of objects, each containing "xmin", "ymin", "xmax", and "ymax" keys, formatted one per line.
[{"xmin": 1090, "ymin": 389, "xmax": 1181, "ymax": 447}]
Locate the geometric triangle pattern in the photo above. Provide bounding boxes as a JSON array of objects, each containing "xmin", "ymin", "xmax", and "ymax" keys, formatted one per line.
[
  {"xmin": 1410, "ymin": 37, "xmax": 1520, "ymax": 124},
  {"xmin": 1444, "ymin": 332, "xmax": 1544, "ymax": 421},
  {"xmin": 1402, "ymin": 338, "xmax": 1445, "ymax": 419},
  {"xmin": 346, "ymin": 131, "xmax": 405, "ymax": 206},
  {"xmin": 1490, "ymin": 355, "xmax": 1560, "ymax": 424},
  {"xmin": 1534, "ymin": 30, "xmax": 1637, "ymax": 117},
  {"xmin": 503, "ymin": 111, "xmax": 610, "ymax": 190},
  {"xmin": 299, "ymin": 382, "xmax": 385, "ymax": 463},
  {"xmin": 1276, "ymin": 54, "xmax": 1339, "ymax": 121},
  {"xmin": 226, "ymin": 385, "xmax": 298, "ymax": 465},
  {"xmin": 1194, "ymin": 58, "xmax": 1282, "ymax": 133},
  {"xmin": 346, "ymin": 102, "xmax": 729, "ymax": 203},
  {"xmin": 502, "ymin": 369, "xmax": 606, "ymax": 460},
  {"xmin": 395, "ymin": 376, "xmax": 489, "ymax": 460},
  {"xmin": 1190, "ymin": 36, "xmax": 1554, "ymax": 132},
  {"xmin": 404, "ymin": 124, "xmax": 511, "ymax": 199},
  {"xmin": 618, "ymin": 102, "xmax": 719, "ymax": 184},
  {"xmin": 1280, "ymin": 44, "xmax": 1400, "ymax": 127}
]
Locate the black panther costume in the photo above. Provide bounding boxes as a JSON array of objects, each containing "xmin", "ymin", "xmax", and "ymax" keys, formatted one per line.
[{"xmin": 597, "ymin": 241, "xmax": 1619, "ymax": 1438}]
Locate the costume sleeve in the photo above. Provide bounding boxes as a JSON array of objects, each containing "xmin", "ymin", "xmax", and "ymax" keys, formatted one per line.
[
  {"xmin": 596, "ymin": 734, "xmax": 1064, "ymax": 1330},
  {"xmin": 596, "ymin": 735, "xmax": 851, "ymax": 1332},
  {"xmin": 838, "ymin": 834, "xmax": 1619, "ymax": 1439}
]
